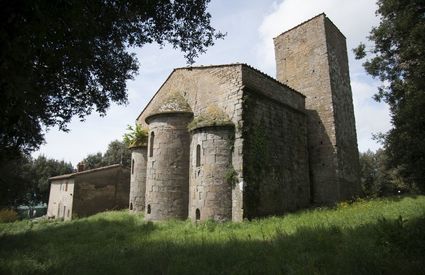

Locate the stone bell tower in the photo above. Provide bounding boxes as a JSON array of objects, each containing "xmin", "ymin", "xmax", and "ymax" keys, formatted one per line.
[{"xmin": 274, "ymin": 13, "xmax": 360, "ymax": 204}]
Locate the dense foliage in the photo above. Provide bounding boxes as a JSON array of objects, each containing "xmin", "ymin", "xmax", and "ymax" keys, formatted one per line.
[
  {"xmin": 354, "ymin": 0, "xmax": 425, "ymax": 191},
  {"xmin": 0, "ymin": 154, "xmax": 73, "ymax": 207},
  {"xmin": 0, "ymin": 0, "xmax": 224, "ymax": 156},
  {"xmin": 1, "ymin": 196, "xmax": 424, "ymax": 273},
  {"xmin": 359, "ymin": 149, "xmax": 413, "ymax": 197},
  {"xmin": 82, "ymin": 140, "xmax": 131, "ymax": 169}
]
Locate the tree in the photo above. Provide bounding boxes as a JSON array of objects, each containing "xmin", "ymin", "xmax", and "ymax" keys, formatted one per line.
[
  {"xmin": 354, "ymin": 0, "xmax": 425, "ymax": 192},
  {"xmin": 32, "ymin": 156, "xmax": 74, "ymax": 203},
  {"xmin": 82, "ymin": 140, "xmax": 131, "ymax": 169},
  {"xmin": 0, "ymin": 0, "xmax": 224, "ymax": 156},
  {"xmin": 0, "ymin": 154, "xmax": 74, "ymax": 207},
  {"xmin": 103, "ymin": 140, "xmax": 131, "ymax": 167},
  {"xmin": 82, "ymin": 152, "xmax": 104, "ymax": 170},
  {"xmin": 359, "ymin": 149, "xmax": 414, "ymax": 197},
  {"xmin": 0, "ymin": 153, "xmax": 33, "ymax": 207}
]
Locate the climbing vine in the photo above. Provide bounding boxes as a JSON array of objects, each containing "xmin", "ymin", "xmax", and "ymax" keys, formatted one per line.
[
  {"xmin": 242, "ymin": 92, "xmax": 270, "ymax": 218},
  {"xmin": 225, "ymin": 166, "xmax": 238, "ymax": 188}
]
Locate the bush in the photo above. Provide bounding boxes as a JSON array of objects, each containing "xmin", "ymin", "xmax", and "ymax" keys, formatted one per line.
[{"xmin": 0, "ymin": 209, "xmax": 18, "ymax": 223}]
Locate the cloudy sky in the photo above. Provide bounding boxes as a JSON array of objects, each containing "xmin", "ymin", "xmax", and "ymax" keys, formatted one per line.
[{"xmin": 33, "ymin": 0, "xmax": 390, "ymax": 166}]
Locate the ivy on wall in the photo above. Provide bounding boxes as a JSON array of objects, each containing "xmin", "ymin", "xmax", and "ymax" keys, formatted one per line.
[{"xmin": 242, "ymin": 92, "xmax": 270, "ymax": 218}]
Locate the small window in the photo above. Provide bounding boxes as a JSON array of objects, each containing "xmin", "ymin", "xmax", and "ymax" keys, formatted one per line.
[
  {"xmin": 67, "ymin": 209, "xmax": 70, "ymax": 218},
  {"xmin": 131, "ymin": 159, "xmax": 135, "ymax": 174},
  {"xmin": 130, "ymin": 203, "xmax": 133, "ymax": 210},
  {"xmin": 195, "ymin": 208, "xmax": 200, "ymax": 220},
  {"xmin": 196, "ymin": 144, "xmax": 201, "ymax": 167},
  {"xmin": 63, "ymin": 206, "xmax": 66, "ymax": 218},
  {"xmin": 65, "ymin": 182, "xmax": 68, "ymax": 192},
  {"xmin": 149, "ymin": 132, "xmax": 155, "ymax": 157},
  {"xmin": 147, "ymin": 204, "xmax": 151, "ymax": 214}
]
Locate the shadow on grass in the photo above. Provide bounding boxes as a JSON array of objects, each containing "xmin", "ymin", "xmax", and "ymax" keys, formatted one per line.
[{"xmin": 1, "ymin": 212, "xmax": 424, "ymax": 275}]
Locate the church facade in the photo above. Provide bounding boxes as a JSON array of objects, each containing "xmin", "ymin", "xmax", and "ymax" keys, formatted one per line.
[{"xmin": 129, "ymin": 14, "xmax": 360, "ymax": 222}]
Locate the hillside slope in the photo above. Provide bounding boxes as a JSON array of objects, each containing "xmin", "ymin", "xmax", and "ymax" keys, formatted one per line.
[{"xmin": 1, "ymin": 196, "xmax": 425, "ymax": 274}]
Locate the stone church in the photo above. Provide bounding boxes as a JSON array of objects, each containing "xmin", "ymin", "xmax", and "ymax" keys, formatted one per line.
[{"xmin": 129, "ymin": 14, "xmax": 360, "ymax": 222}]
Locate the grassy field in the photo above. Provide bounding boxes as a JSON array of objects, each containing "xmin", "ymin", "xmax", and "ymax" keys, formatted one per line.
[{"xmin": 1, "ymin": 195, "xmax": 425, "ymax": 274}]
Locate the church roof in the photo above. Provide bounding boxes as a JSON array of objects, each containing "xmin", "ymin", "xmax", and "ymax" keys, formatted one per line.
[{"xmin": 136, "ymin": 63, "xmax": 304, "ymax": 122}]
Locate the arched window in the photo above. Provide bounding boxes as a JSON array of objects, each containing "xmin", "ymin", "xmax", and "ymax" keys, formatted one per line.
[
  {"xmin": 129, "ymin": 203, "xmax": 133, "ymax": 210},
  {"xmin": 195, "ymin": 208, "xmax": 200, "ymax": 220},
  {"xmin": 196, "ymin": 144, "xmax": 201, "ymax": 167},
  {"xmin": 147, "ymin": 204, "xmax": 151, "ymax": 214},
  {"xmin": 149, "ymin": 132, "xmax": 155, "ymax": 157},
  {"xmin": 131, "ymin": 159, "xmax": 135, "ymax": 174}
]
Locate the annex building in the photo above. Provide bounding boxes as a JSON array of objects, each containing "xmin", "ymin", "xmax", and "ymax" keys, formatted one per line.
[{"xmin": 47, "ymin": 164, "xmax": 130, "ymax": 220}]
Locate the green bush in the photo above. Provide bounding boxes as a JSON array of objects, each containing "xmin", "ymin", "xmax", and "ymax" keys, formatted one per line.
[{"xmin": 0, "ymin": 209, "xmax": 18, "ymax": 223}]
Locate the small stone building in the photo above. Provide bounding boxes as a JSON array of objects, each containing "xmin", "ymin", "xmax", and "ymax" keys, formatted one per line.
[
  {"xmin": 130, "ymin": 14, "xmax": 360, "ymax": 222},
  {"xmin": 47, "ymin": 164, "xmax": 130, "ymax": 220}
]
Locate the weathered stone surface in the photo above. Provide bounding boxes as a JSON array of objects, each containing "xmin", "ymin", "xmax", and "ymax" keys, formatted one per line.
[
  {"xmin": 189, "ymin": 125, "xmax": 234, "ymax": 222},
  {"xmin": 274, "ymin": 13, "xmax": 360, "ymax": 204},
  {"xmin": 144, "ymin": 112, "xmax": 193, "ymax": 221},
  {"xmin": 132, "ymin": 14, "xmax": 361, "ymax": 222},
  {"xmin": 129, "ymin": 147, "xmax": 147, "ymax": 212},
  {"xmin": 242, "ymin": 88, "xmax": 310, "ymax": 218}
]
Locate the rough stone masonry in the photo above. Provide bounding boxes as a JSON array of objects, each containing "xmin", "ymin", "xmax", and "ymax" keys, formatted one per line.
[{"xmin": 129, "ymin": 13, "xmax": 360, "ymax": 222}]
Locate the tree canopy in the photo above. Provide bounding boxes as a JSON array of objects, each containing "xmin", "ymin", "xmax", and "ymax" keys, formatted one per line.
[
  {"xmin": 0, "ymin": 154, "xmax": 73, "ymax": 207},
  {"xmin": 0, "ymin": 0, "xmax": 224, "ymax": 156},
  {"xmin": 82, "ymin": 140, "xmax": 131, "ymax": 169},
  {"xmin": 354, "ymin": 0, "xmax": 425, "ymax": 191}
]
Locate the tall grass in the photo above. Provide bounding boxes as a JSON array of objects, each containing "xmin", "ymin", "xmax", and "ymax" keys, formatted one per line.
[{"xmin": 1, "ymin": 195, "xmax": 424, "ymax": 274}]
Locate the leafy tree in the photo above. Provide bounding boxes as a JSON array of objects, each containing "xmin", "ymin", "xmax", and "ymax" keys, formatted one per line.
[
  {"xmin": 82, "ymin": 140, "xmax": 131, "ymax": 169},
  {"xmin": 354, "ymin": 0, "xmax": 425, "ymax": 191},
  {"xmin": 32, "ymin": 156, "xmax": 74, "ymax": 203},
  {"xmin": 82, "ymin": 152, "xmax": 104, "ymax": 170},
  {"xmin": 0, "ymin": 154, "xmax": 73, "ymax": 207},
  {"xmin": 359, "ymin": 149, "xmax": 413, "ymax": 197},
  {"xmin": 0, "ymin": 0, "xmax": 224, "ymax": 157},
  {"xmin": 0, "ymin": 153, "xmax": 33, "ymax": 207},
  {"xmin": 103, "ymin": 140, "xmax": 131, "ymax": 167}
]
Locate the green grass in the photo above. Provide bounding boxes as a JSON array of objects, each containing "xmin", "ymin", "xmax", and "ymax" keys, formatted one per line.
[{"xmin": 1, "ymin": 196, "xmax": 425, "ymax": 274}]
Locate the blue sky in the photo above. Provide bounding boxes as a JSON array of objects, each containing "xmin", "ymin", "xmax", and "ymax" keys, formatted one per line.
[{"xmin": 33, "ymin": 0, "xmax": 390, "ymax": 166}]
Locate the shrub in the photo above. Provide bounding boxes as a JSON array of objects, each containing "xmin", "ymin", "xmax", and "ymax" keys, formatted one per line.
[
  {"xmin": 123, "ymin": 124, "xmax": 148, "ymax": 148},
  {"xmin": 0, "ymin": 209, "xmax": 18, "ymax": 223}
]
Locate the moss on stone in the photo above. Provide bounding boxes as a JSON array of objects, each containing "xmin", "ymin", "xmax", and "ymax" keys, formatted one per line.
[
  {"xmin": 153, "ymin": 92, "xmax": 192, "ymax": 113},
  {"xmin": 188, "ymin": 105, "xmax": 234, "ymax": 131}
]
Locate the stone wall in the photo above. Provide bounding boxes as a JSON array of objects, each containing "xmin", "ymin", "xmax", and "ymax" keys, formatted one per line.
[
  {"xmin": 144, "ymin": 112, "xmax": 192, "ymax": 221},
  {"xmin": 129, "ymin": 147, "xmax": 147, "ymax": 212},
  {"xmin": 242, "ymin": 87, "xmax": 310, "ymax": 219},
  {"xmin": 72, "ymin": 166, "xmax": 130, "ymax": 218},
  {"xmin": 324, "ymin": 18, "xmax": 361, "ymax": 199},
  {"xmin": 188, "ymin": 126, "xmax": 234, "ymax": 222},
  {"xmin": 137, "ymin": 65, "xmax": 245, "ymax": 221},
  {"xmin": 274, "ymin": 14, "xmax": 360, "ymax": 204}
]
